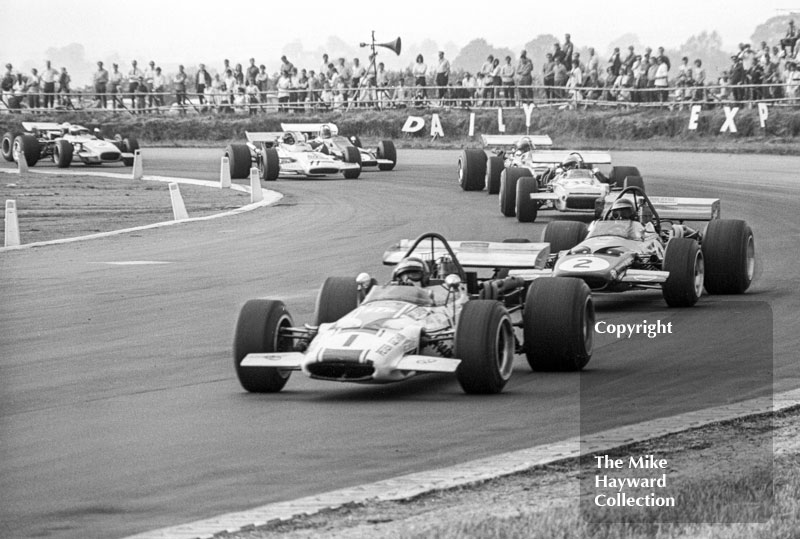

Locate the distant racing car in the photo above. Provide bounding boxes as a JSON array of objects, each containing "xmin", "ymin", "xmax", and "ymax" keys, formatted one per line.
[
  {"xmin": 538, "ymin": 186, "xmax": 754, "ymax": 307},
  {"xmin": 283, "ymin": 123, "xmax": 397, "ymax": 171},
  {"xmin": 1, "ymin": 122, "xmax": 139, "ymax": 168},
  {"xmin": 457, "ymin": 134, "xmax": 554, "ymax": 193},
  {"xmin": 233, "ymin": 232, "xmax": 595, "ymax": 395},
  {"xmin": 224, "ymin": 127, "xmax": 362, "ymax": 180}
]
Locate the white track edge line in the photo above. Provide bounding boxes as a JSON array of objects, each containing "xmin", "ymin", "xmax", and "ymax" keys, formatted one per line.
[
  {"xmin": 122, "ymin": 388, "xmax": 800, "ymax": 539},
  {"xmin": 0, "ymin": 168, "xmax": 281, "ymax": 251}
]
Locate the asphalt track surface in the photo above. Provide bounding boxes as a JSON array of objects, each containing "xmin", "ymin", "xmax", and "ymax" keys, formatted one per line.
[{"xmin": 1, "ymin": 149, "xmax": 797, "ymax": 539}]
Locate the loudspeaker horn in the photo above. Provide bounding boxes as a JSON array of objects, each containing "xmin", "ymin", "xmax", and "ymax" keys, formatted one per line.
[{"xmin": 376, "ymin": 37, "xmax": 402, "ymax": 56}]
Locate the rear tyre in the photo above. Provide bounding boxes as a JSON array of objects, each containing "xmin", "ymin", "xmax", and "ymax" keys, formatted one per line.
[
  {"xmin": 233, "ymin": 299, "xmax": 294, "ymax": 393},
  {"xmin": 314, "ymin": 276, "xmax": 359, "ymax": 325},
  {"xmin": 498, "ymin": 167, "xmax": 529, "ymax": 217},
  {"xmin": 342, "ymin": 146, "xmax": 362, "ymax": 178},
  {"xmin": 260, "ymin": 148, "xmax": 280, "ymax": 181},
  {"xmin": 226, "ymin": 143, "xmax": 252, "ymax": 179},
  {"xmin": 608, "ymin": 165, "xmax": 641, "ymax": 188},
  {"xmin": 455, "ymin": 300, "xmax": 514, "ymax": 394},
  {"xmin": 702, "ymin": 219, "xmax": 755, "ymax": 294},
  {"xmin": 122, "ymin": 136, "xmax": 140, "ymax": 153},
  {"xmin": 458, "ymin": 149, "xmax": 487, "ymax": 191},
  {"xmin": 485, "ymin": 156, "xmax": 504, "ymax": 194},
  {"xmin": 377, "ymin": 140, "xmax": 396, "ymax": 170},
  {"xmin": 662, "ymin": 238, "xmax": 704, "ymax": 307},
  {"xmin": 623, "ymin": 175, "xmax": 645, "ymax": 192},
  {"xmin": 2, "ymin": 131, "xmax": 22, "ymax": 162},
  {"xmin": 14, "ymin": 135, "xmax": 40, "ymax": 166},
  {"xmin": 523, "ymin": 277, "xmax": 593, "ymax": 371},
  {"xmin": 542, "ymin": 221, "xmax": 588, "ymax": 252},
  {"xmin": 515, "ymin": 176, "xmax": 539, "ymax": 222},
  {"xmin": 54, "ymin": 140, "xmax": 73, "ymax": 168}
]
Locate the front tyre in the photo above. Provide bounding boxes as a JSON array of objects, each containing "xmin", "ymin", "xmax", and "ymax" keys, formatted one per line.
[
  {"xmin": 260, "ymin": 148, "xmax": 280, "ymax": 181},
  {"xmin": 2, "ymin": 131, "xmax": 22, "ymax": 162},
  {"xmin": 485, "ymin": 156, "xmax": 504, "ymax": 194},
  {"xmin": 53, "ymin": 140, "xmax": 73, "ymax": 168},
  {"xmin": 662, "ymin": 238, "xmax": 704, "ymax": 307},
  {"xmin": 377, "ymin": 140, "xmax": 396, "ymax": 170},
  {"xmin": 702, "ymin": 219, "xmax": 754, "ymax": 294},
  {"xmin": 542, "ymin": 221, "xmax": 588, "ymax": 253},
  {"xmin": 233, "ymin": 299, "xmax": 294, "ymax": 392},
  {"xmin": 523, "ymin": 277, "xmax": 593, "ymax": 371},
  {"xmin": 515, "ymin": 176, "xmax": 539, "ymax": 222},
  {"xmin": 14, "ymin": 135, "xmax": 40, "ymax": 167},
  {"xmin": 225, "ymin": 143, "xmax": 252, "ymax": 179},
  {"xmin": 314, "ymin": 277, "xmax": 359, "ymax": 325},
  {"xmin": 455, "ymin": 300, "xmax": 515, "ymax": 394},
  {"xmin": 499, "ymin": 167, "xmax": 529, "ymax": 217}
]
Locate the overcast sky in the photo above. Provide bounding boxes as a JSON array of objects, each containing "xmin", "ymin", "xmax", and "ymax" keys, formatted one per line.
[{"xmin": 1, "ymin": 0, "xmax": 794, "ymax": 77}]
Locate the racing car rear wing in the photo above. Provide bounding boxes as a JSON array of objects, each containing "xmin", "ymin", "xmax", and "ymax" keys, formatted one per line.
[
  {"xmin": 600, "ymin": 194, "xmax": 721, "ymax": 221},
  {"xmin": 280, "ymin": 123, "xmax": 339, "ymax": 136},
  {"xmin": 480, "ymin": 134, "xmax": 553, "ymax": 147},
  {"xmin": 383, "ymin": 240, "xmax": 550, "ymax": 269},
  {"xmin": 525, "ymin": 150, "xmax": 612, "ymax": 166},
  {"xmin": 22, "ymin": 122, "xmax": 65, "ymax": 132}
]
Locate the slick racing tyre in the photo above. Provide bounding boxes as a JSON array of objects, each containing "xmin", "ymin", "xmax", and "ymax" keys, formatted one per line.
[
  {"xmin": 377, "ymin": 140, "xmax": 397, "ymax": 170},
  {"xmin": 260, "ymin": 148, "xmax": 280, "ymax": 181},
  {"xmin": 2, "ymin": 131, "xmax": 22, "ymax": 162},
  {"xmin": 702, "ymin": 219, "xmax": 755, "ymax": 294},
  {"xmin": 498, "ymin": 167, "xmax": 529, "ymax": 217},
  {"xmin": 608, "ymin": 165, "xmax": 641, "ymax": 188},
  {"xmin": 485, "ymin": 156, "xmax": 504, "ymax": 195},
  {"xmin": 455, "ymin": 300, "xmax": 514, "ymax": 394},
  {"xmin": 14, "ymin": 135, "xmax": 40, "ymax": 167},
  {"xmin": 122, "ymin": 136, "xmax": 140, "ymax": 153},
  {"xmin": 662, "ymin": 238, "xmax": 704, "ymax": 307},
  {"xmin": 314, "ymin": 277, "xmax": 360, "ymax": 325},
  {"xmin": 623, "ymin": 175, "xmax": 645, "ymax": 192},
  {"xmin": 233, "ymin": 299, "xmax": 294, "ymax": 393},
  {"xmin": 53, "ymin": 140, "xmax": 73, "ymax": 168},
  {"xmin": 523, "ymin": 277, "xmax": 593, "ymax": 371},
  {"xmin": 225, "ymin": 143, "xmax": 251, "ymax": 179},
  {"xmin": 515, "ymin": 176, "xmax": 539, "ymax": 222},
  {"xmin": 342, "ymin": 146, "xmax": 362, "ymax": 179},
  {"xmin": 458, "ymin": 149, "xmax": 486, "ymax": 191},
  {"xmin": 542, "ymin": 221, "xmax": 588, "ymax": 253}
]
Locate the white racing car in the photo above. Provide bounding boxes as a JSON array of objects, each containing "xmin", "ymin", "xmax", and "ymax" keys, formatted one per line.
[
  {"xmin": 283, "ymin": 123, "xmax": 397, "ymax": 171},
  {"xmin": 457, "ymin": 134, "xmax": 554, "ymax": 192},
  {"xmin": 1, "ymin": 122, "xmax": 139, "ymax": 168},
  {"xmin": 234, "ymin": 232, "xmax": 594, "ymax": 395},
  {"xmin": 224, "ymin": 128, "xmax": 362, "ymax": 180}
]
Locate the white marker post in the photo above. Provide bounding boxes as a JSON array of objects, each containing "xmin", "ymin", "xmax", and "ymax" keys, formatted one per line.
[
  {"xmin": 4, "ymin": 200, "xmax": 20, "ymax": 247},
  {"xmin": 168, "ymin": 183, "xmax": 188, "ymax": 221},
  {"xmin": 17, "ymin": 154, "xmax": 28, "ymax": 173},
  {"xmin": 468, "ymin": 112, "xmax": 475, "ymax": 137},
  {"xmin": 220, "ymin": 156, "xmax": 231, "ymax": 188},
  {"xmin": 132, "ymin": 149, "xmax": 144, "ymax": 180},
  {"xmin": 250, "ymin": 167, "xmax": 263, "ymax": 203},
  {"xmin": 497, "ymin": 108, "xmax": 506, "ymax": 133}
]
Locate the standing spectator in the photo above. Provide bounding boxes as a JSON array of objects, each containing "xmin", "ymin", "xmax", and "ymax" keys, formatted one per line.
[
  {"xmin": 781, "ymin": 20, "xmax": 798, "ymax": 56},
  {"xmin": 221, "ymin": 59, "xmax": 231, "ymax": 77},
  {"xmin": 41, "ymin": 60, "xmax": 58, "ymax": 109},
  {"xmin": 351, "ymin": 57, "xmax": 366, "ymax": 105},
  {"xmin": 623, "ymin": 46, "xmax": 636, "ymax": 70},
  {"xmin": 563, "ymin": 34, "xmax": 574, "ymax": 70},
  {"xmin": 58, "ymin": 67, "xmax": 71, "ymax": 107},
  {"xmin": 223, "ymin": 69, "xmax": 236, "ymax": 110},
  {"xmin": 749, "ymin": 58, "xmax": 764, "ymax": 101},
  {"xmin": 435, "ymin": 51, "xmax": 450, "ymax": 104},
  {"xmin": 608, "ymin": 47, "xmax": 621, "ymax": 78},
  {"xmin": 645, "ymin": 56, "xmax": 658, "ymax": 102},
  {"xmin": 174, "ymin": 65, "xmax": 188, "ymax": 114},
  {"xmin": 480, "ymin": 54, "xmax": 494, "ymax": 103},
  {"xmin": 307, "ymin": 69, "xmax": 320, "ymax": 109},
  {"xmin": 320, "ymin": 54, "xmax": 330, "ymax": 77},
  {"xmin": 336, "ymin": 57, "xmax": 352, "ymax": 105},
  {"xmin": 602, "ymin": 66, "xmax": 616, "ymax": 101},
  {"xmin": 586, "ymin": 48, "xmax": 599, "ymax": 86},
  {"xmin": 656, "ymin": 47, "xmax": 671, "ymax": 71},
  {"xmin": 491, "ymin": 57, "xmax": 503, "ymax": 105},
  {"xmin": 542, "ymin": 52, "xmax": 555, "ymax": 101},
  {"xmin": 195, "ymin": 64, "xmax": 211, "ymax": 107},
  {"xmin": 552, "ymin": 43, "xmax": 565, "ymax": 66},
  {"xmin": 462, "ymin": 71, "xmax": 477, "ymax": 106},
  {"xmin": 566, "ymin": 55, "xmax": 583, "ymax": 104},
  {"xmin": 135, "ymin": 75, "xmax": 148, "ymax": 113},
  {"xmin": 643, "ymin": 47, "xmax": 653, "ymax": 65},
  {"xmin": 475, "ymin": 72, "xmax": 488, "ymax": 106},
  {"xmin": 296, "ymin": 68, "xmax": 309, "ymax": 111},
  {"xmin": 276, "ymin": 70, "xmax": 291, "ymax": 111},
  {"xmin": 11, "ymin": 73, "xmax": 27, "ymax": 109},
  {"xmin": 653, "ymin": 56, "xmax": 669, "ymax": 104},
  {"xmin": 280, "ymin": 56, "xmax": 294, "ymax": 76},
  {"xmin": 500, "ymin": 55, "xmax": 516, "ymax": 106},
  {"xmin": 246, "ymin": 58, "xmax": 259, "ymax": 85},
  {"xmin": 151, "ymin": 67, "xmax": 166, "ymax": 110},
  {"xmin": 256, "ymin": 64, "xmax": 269, "ymax": 107},
  {"xmin": 376, "ymin": 62, "xmax": 390, "ymax": 107},
  {"xmin": 93, "ymin": 61, "xmax": 108, "ymax": 108},
  {"xmin": 553, "ymin": 57, "xmax": 568, "ymax": 100},
  {"xmin": 412, "ymin": 54, "xmax": 427, "ymax": 106},
  {"xmin": 27, "ymin": 68, "xmax": 41, "ymax": 110},
  {"xmin": 517, "ymin": 50, "xmax": 533, "ymax": 103},
  {"xmin": 108, "ymin": 63, "xmax": 124, "ymax": 109},
  {"xmin": 144, "ymin": 60, "xmax": 157, "ymax": 108},
  {"xmin": 691, "ymin": 59, "xmax": 706, "ymax": 102},
  {"xmin": 765, "ymin": 56, "xmax": 782, "ymax": 99},
  {"xmin": 632, "ymin": 55, "xmax": 646, "ymax": 102},
  {"xmin": 246, "ymin": 80, "xmax": 259, "ymax": 115},
  {"xmin": 1, "ymin": 63, "xmax": 14, "ymax": 96},
  {"xmin": 729, "ymin": 56, "xmax": 746, "ymax": 104},
  {"xmin": 233, "ymin": 63, "xmax": 244, "ymax": 86},
  {"xmin": 209, "ymin": 74, "xmax": 223, "ymax": 112},
  {"xmin": 786, "ymin": 62, "xmax": 800, "ymax": 103},
  {"xmin": 676, "ymin": 56, "xmax": 691, "ymax": 101}
]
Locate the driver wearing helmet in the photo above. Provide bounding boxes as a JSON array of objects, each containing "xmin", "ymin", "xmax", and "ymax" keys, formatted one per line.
[
  {"xmin": 514, "ymin": 137, "xmax": 532, "ymax": 155},
  {"xmin": 608, "ymin": 197, "xmax": 636, "ymax": 220},
  {"xmin": 561, "ymin": 153, "xmax": 584, "ymax": 170},
  {"xmin": 604, "ymin": 197, "xmax": 658, "ymax": 242},
  {"xmin": 319, "ymin": 124, "xmax": 332, "ymax": 139},
  {"xmin": 282, "ymin": 132, "xmax": 296, "ymax": 146},
  {"xmin": 391, "ymin": 256, "xmax": 431, "ymax": 287},
  {"xmin": 310, "ymin": 124, "xmax": 334, "ymax": 151}
]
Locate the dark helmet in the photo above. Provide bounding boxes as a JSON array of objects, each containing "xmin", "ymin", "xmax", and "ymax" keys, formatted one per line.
[
  {"xmin": 516, "ymin": 137, "xmax": 532, "ymax": 153},
  {"xmin": 609, "ymin": 198, "xmax": 636, "ymax": 220},
  {"xmin": 392, "ymin": 256, "xmax": 431, "ymax": 286},
  {"xmin": 282, "ymin": 132, "xmax": 295, "ymax": 145}
]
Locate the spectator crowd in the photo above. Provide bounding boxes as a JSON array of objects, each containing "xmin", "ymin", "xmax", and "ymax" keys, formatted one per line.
[{"xmin": 2, "ymin": 20, "xmax": 799, "ymax": 114}]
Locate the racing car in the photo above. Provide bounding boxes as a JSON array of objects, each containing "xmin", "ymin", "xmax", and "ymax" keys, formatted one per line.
[
  {"xmin": 537, "ymin": 186, "xmax": 754, "ymax": 307},
  {"xmin": 234, "ymin": 232, "xmax": 594, "ymax": 395},
  {"xmin": 511, "ymin": 151, "xmax": 643, "ymax": 222},
  {"xmin": 224, "ymin": 128, "xmax": 362, "ymax": 180},
  {"xmin": 457, "ymin": 134, "xmax": 554, "ymax": 192},
  {"xmin": 283, "ymin": 123, "xmax": 397, "ymax": 171},
  {"xmin": 2, "ymin": 122, "xmax": 139, "ymax": 168}
]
